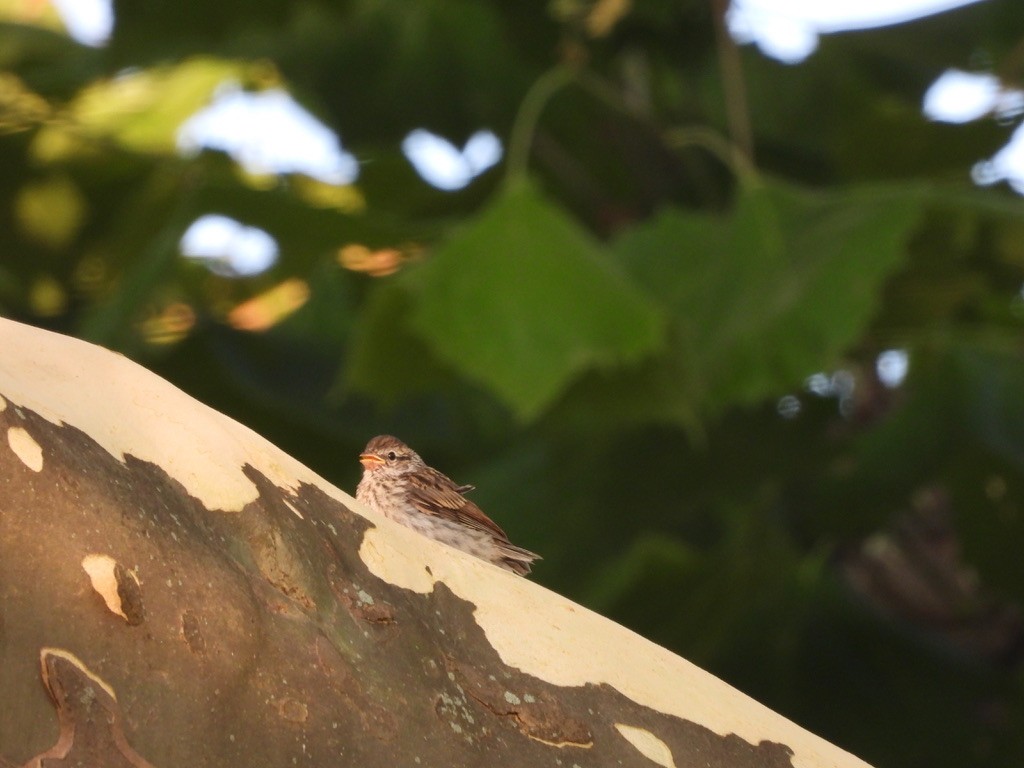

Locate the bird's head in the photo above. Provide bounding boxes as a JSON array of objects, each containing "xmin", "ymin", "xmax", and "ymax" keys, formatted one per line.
[{"xmin": 358, "ymin": 435, "xmax": 423, "ymax": 478}]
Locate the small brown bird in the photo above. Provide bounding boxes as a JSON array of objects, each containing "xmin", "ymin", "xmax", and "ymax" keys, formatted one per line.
[{"xmin": 356, "ymin": 435, "xmax": 539, "ymax": 575}]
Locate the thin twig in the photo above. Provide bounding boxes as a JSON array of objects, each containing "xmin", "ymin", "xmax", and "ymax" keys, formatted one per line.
[
  {"xmin": 505, "ymin": 66, "xmax": 577, "ymax": 184},
  {"xmin": 711, "ymin": 0, "xmax": 754, "ymax": 163},
  {"xmin": 663, "ymin": 125, "xmax": 757, "ymax": 182}
]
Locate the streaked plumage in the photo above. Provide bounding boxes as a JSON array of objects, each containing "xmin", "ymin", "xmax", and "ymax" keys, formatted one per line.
[{"xmin": 356, "ymin": 435, "xmax": 539, "ymax": 575}]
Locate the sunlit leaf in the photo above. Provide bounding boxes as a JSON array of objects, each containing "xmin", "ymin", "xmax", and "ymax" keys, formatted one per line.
[
  {"xmin": 14, "ymin": 174, "xmax": 86, "ymax": 249},
  {"xmin": 28, "ymin": 274, "xmax": 67, "ymax": 316},
  {"xmin": 139, "ymin": 301, "xmax": 196, "ymax": 344},
  {"xmin": 67, "ymin": 57, "xmax": 250, "ymax": 153},
  {"xmin": 226, "ymin": 277, "xmax": 309, "ymax": 332},
  {"xmin": 337, "ymin": 244, "xmax": 405, "ymax": 277},
  {"xmin": 408, "ymin": 179, "xmax": 666, "ymax": 419},
  {"xmin": 0, "ymin": 72, "xmax": 51, "ymax": 132}
]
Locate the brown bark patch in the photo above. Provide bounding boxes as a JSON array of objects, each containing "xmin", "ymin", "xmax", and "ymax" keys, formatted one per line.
[{"xmin": 21, "ymin": 648, "xmax": 158, "ymax": 768}]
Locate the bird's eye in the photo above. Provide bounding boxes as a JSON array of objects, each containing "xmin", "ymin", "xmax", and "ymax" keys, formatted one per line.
[{"xmin": 386, "ymin": 451, "xmax": 397, "ymax": 461}]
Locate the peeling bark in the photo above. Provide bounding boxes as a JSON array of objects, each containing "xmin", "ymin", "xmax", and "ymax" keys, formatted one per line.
[
  {"xmin": 19, "ymin": 649, "xmax": 158, "ymax": 767},
  {"xmin": 0, "ymin": 319, "xmax": 872, "ymax": 767}
]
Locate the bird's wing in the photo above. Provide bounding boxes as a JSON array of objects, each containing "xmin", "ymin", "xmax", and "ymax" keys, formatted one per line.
[{"xmin": 407, "ymin": 467, "xmax": 510, "ymax": 541}]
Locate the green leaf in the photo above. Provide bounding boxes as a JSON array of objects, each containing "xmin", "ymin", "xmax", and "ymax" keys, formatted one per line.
[
  {"xmin": 614, "ymin": 178, "xmax": 921, "ymax": 414},
  {"xmin": 408, "ymin": 180, "xmax": 665, "ymax": 419}
]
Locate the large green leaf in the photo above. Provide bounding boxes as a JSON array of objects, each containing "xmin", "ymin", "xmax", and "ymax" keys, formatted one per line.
[
  {"xmin": 613, "ymin": 179, "xmax": 922, "ymax": 414},
  {"xmin": 406, "ymin": 179, "xmax": 665, "ymax": 419}
]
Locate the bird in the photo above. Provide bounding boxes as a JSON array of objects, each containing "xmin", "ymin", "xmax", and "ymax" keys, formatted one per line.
[{"xmin": 356, "ymin": 435, "xmax": 539, "ymax": 575}]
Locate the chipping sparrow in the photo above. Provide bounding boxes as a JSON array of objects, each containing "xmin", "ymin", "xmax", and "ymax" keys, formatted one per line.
[{"xmin": 356, "ymin": 435, "xmax": 539, "ymax": 575}]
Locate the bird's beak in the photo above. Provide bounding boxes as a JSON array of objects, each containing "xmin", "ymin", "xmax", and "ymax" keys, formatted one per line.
[{"xmin": 359, "ymin": 453, "xmax": 384, "ymax": 469}]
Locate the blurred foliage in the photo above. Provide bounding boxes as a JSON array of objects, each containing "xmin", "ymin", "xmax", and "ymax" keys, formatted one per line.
[{"xmin": 3, "ymin": 0, "xmax": 1024, "ymax": 765}]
